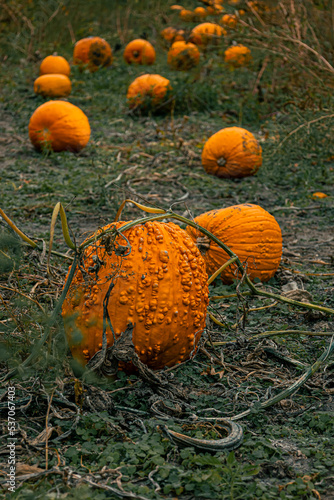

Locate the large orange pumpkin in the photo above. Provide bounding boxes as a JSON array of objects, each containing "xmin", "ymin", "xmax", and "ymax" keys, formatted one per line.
[
  {"xmin": 224, "ymin": 44, "xmax": 252, "ymax": 67},
  {"xmin": 189, "ymin": 23, "xmax": 226, "ymax": 46},
  {"xmin": 39, "ymin": 55, "xmax": 71, "ymax": 76},
  {"xmin": 127, "ymin": 74, "xmax": 171, "ymax": 110},
  {"xmin": 201, "ymin": 127, "xmax": 262, "ymax": 179},
  {"xmin": 186, "ymin": 204, "xmax": 283, "ymax": 284},
  {"xmin": 167, "ymin": 41, "xmax": 200, "ymax": 71},
  {"xmin": 73, "ymin": 36, "xmax": 113, "ymax": 72},
  {"xmin": 28, "ymin": 100, "xmax": 90, "ymax": 152},
  {"xmin": 62, "ymin": 220, "xmax": 209, "ymax": 370},
  {"xmin": 33, "ymin": 74, "xmax": 72, "ymax": 98},
  {"xmin": 123, "ymin": 39, "xmax": 156, "ymax": 65}
]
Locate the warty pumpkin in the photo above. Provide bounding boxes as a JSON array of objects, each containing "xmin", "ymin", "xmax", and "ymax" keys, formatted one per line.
[
  {"xmin": 186, "ymin": 204, "xmax": 283, "ymax": 284},
  {"xmin": 39, "ymin": 55, "xmax": 71, "ymax": 76},
  {"xmin": 224, "ymin": 44, "xmax": 252, "ymax": 67},
  {"xmin": 201, "ymin": 126, "xmax": 262, "ymax": 179},
  {"xmin": 189, "ymin": 23, "xmax": 226, "ymax": 46},
  {"xmin": 62, "ymin": 220, "xmax": 209, "ymax": 370},
  {"xmin": 28, "ymin": 100, "xmax": 90, "ymax": 152},
  {"xmin": 167, "ymin": 41, "xmax": 200, "ymax": 71},
  {"xmin": 33, "ymin": 74, "xmax": 72, "ymax": 98},
  {"xmin": 123, "ymin": 39, "xmax": 156, "ymax": 65},
  {"xmin": 73, "ymin": 36, "xmax": 113, "ymax": 72},
  {"xmin": 127, "ymin": 74, "xmax": 171, "ymax": 110}
]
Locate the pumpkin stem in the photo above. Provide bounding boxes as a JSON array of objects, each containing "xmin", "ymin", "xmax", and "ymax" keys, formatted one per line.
[
  {"xmin": 114, "ymin": 199, "xmax": 165, "ymax": 222},
  {"xmin": 217, "ymin": 156, "xmax": 227, "ymax": 167}
]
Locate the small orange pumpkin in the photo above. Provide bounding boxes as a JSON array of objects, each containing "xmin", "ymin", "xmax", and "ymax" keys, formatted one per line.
[
  {"xmin": 186, "ymin": 204, "xmax": 283, "ymax": 284},
  {"xmin": 224, "ymin": 44, "xmax": 252, "ymax": 67},
  {"xmin": 202, "ymin": 127, "xmax": 262, "ymax": 179},
  {"xmin": 39, "ymin": 55, "xmax": 71, "ymax": 76},
  {"xmin": 220, "ymin": 14, "xmax": 238, "ymax": 28},
  {"xmin": 193, "ymin": 6, "xmax": 208, "ymax": 19},
  {"xmin": 62, "ymin": 220, "xmax": 209, "ymax": 370},
  {"xmin": 170, "ymin": 4, "xmax": 184, "ymax": 10},
  {"xmin": 123, "ymin": 39, "xmax": 156, "ymax": 65},
  {"xmin": 127, "ymin": 74, "xmax": 171, "ymax": 110},
  {"xmin": 33, "ymin": 74, "xmax": 72, "ymax": 98},
  {"xmin": 167, "ymin": 41, "xmax": 200, "ymax": 70},
  {"xmin": 73, "ymin": 36, "xmax": 113, "ymax": 72},
  {"xmin": 179, "ymin": 9, "xmax": 195, "ymax": 21},
  {"xmin": 28, "ymin": 100, "xmax": 90, "ymax": 152},
  {"xmin": 161, "ymin": 27, "xmax": 185, "ymax": 44},
  {"xmin": 312, "ymin": 192, "xmax": 328, "ymax": 199},
  {"xmin": 189, "ymin": 23, "xmax": 226, "ymax": 46}
]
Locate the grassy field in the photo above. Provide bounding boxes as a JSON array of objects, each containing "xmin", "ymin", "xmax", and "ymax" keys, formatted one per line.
[{"xmin": 0, "ymin": 0, "xmax": 334, "ymax": 498}]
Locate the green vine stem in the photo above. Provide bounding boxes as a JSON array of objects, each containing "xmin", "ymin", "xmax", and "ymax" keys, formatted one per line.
[
  {"xmin": 229, "ymin": 334, "xmax": 334, "ymax": 421},
  {"xmin": 213, "ymin": 330, "xmax": 334, "ymax": 345}
]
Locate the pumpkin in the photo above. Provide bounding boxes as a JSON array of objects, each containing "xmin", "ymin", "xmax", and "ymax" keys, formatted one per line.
[
  {"xmin": 160, "ymin": 27, "xmax": 185, "ymax": 44},
  {"xmin": 193, "ymin": 6, "xmax": 207, "ymax": 19},
  {"xmin": 33, "ymin": 74, "xmax": 72, "ymax": 98},
  {"xmin": 201, "ymin": 126, "xmax": 262, "ymax": 179},
  {"xmin": 73, "ymin": 36, "xmax": 113, "ymax": 72},
  {"xmin": 123, "ymin": 39, "xmax": 156, "ymax": 65},
  {"xmin": 179, "ymin": 9, "xmax": 195, "ymax": 21},
  {"xmin": 127, "ymin": 74, "xmax": 171, "ymax": 110},
  {"xmin": 170, "ymin": 4, "xmax": 184, "ymax": 10},
  {"xmin": 220, "ymin": 14, "xmax": 238, "ymax": 28},
  {"xmin": 28, "ymin": 100, "xmax": 90, "ymax": 152},
  {"xmin": 39, "ymin": 55, "xmax": 71, "ymax": 76},
  {"xmin": 312, "ymin": 192, "xmax": 328, "ymax": 199},
  {"xmin": 189, "ymin": 23, "xmax": 226, "ymax": 46},
  {"xmin": 167, "ymin": 41, "xmax": 200, "ymax": 70},
  {"xmin": 62, "ymin": 220, "xmax": 209, "ymax": 370},
  {"xmin": 186, "ymin": 204, "xmax": 283, "ymax": 284},
  {"xmin": 224, "ymin": 44, "xmax": 252, "ymax": 67}
]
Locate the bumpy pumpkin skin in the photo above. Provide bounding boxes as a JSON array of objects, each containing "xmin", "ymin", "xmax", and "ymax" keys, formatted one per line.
[
  {"xmin": 127, "ymin": 74, "xmax": 171, "ymax": 110},
  {"xmin": 224, "ymin": 44, "xmax": 252, "ymax": 67},
  {"xmin": 34, "ymin": 74, "xmax": 72, "ymax": 98},
  {"xmin": 167, "ymin": 41, "xmax": 200, "ymax": 71},
  {"xmin": 123, "ymin": 39, "xmax": 156, "ymax": 65},
  {"xmin": 28, "ymin": 100, "xmax": 90, "ymax": 152},
  {"xmin": 73, "ymin": 37, "xmax": 113, "ymax": 72},
  {"xmin": 62, "ymin": 221, "xmax": 209, "ymax": 370},
  {"xmin": 202, "ymin": 127, "xmax": 262, "ymax": 179},
  {"xmin": 190, "ymin": 23, "xmax": 226, "ymax": 46},
  {"xmin": 39, "ymin": 55, "xmax": 71, "ymax": 76},
  {"xmin": 186, "ymin": 204, "xmax": 283, "ymax": 284}
]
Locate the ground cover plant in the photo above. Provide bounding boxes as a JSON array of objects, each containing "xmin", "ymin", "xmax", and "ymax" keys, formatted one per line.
[{"xmin": 0, "ymin": 0, "xmax": 334, "ymax": 498}]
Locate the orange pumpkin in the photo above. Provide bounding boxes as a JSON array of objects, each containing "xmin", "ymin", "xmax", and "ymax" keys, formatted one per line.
[
  {"xmin": 167, "ymin": 41, "xmax": 200, "ymax": 70},
  {"xmin": 312, "ymin": 192, "xmax": 328, "ymax": 199},
  {"xmin": 127, "ymin": 74, "xmax": 171, "ymax": 110},
  {"xmin": 73, "ymin": 36, "xmax": 113, "ymax": 72},
  {"xmin": 170, "ymin": 4, "xmax": 184, "ymax": 10},
  {"xmin": 220, "ymin": 14, "xmax": 238, "ymax": 28},
  {"xmin": 161, "ymin": 27, "xmax": 185, "ymax": 44},
  {"xmin": 62, "ymin": 220, "xmax": 209, "ymax": 370},
  {"xmin": 33, "ymin": 74, "xmax": 72, "ymax": 98},
  {"xmin": 123, "ymin": 39, "xmax": 156, "ymax": 65},
  {"xmin": 39, "ymin": 55, "xmax": 71, "ymax": 76},
  {"xmin": 202, "ymin": 127, "xmax": 262, "ymax": 179},
  {"xmin": 193, "ymin": 6, "xmax": 207, "ymax": 19},
  {"xmin": 224, "ymin": 44, "xmax": 252, "ymax": 67},
  {"xmin": 179, "ymin": 9, "xmax": 195, "ymax": 21},
  {"xmin": 28, "ymin": 100, "xmax": 90, "ymax": 152},
  {"xmin": 186, "ymin": 204, "xmax": 282, "ymax": 284},
  {"xmin": 189, "ymin": 23, "xmax": 226, "ymax": 46}
]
